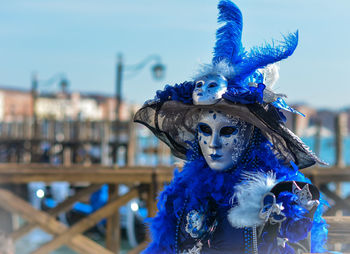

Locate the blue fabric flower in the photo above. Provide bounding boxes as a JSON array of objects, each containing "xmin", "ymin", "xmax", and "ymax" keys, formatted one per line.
[
  {"xmin": 277, "ymin": 191, "xmax": 313, "ymax": 243},
  {"xmin": 281, "ymin": 217, "xmax": 313, "ymax": 243},
  {"xmin": 222, "ymin": 83, "xmax": 265, "ymax": 104},
  {"xmin": 155, "ymin": 81, "xmax": 195, "ymax": 104}
]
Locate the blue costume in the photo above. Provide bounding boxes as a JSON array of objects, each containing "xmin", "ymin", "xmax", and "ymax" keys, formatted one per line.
[{"xmin": 134, "ymin": 1, "xmax": 328, "ymax": 253}]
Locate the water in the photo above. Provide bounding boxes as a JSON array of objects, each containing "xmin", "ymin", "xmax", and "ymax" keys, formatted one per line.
[
  {"xmin": 137, "ymin": 134, "xmax": 350, "ymax": 197},
  {"xmin": 136, "ymin": 135, "xmax": 175, "ymax": 166},
  {"xmin": 301, "ymin": 136, "xmax": 350, "ymax": 166},
  {"xmin": 137, "ymin": 134, "xmax": 350, "ymax": 167},
  {"xmin": 303, "ymin": 135, "xmax": 350, "ymax": 198}
]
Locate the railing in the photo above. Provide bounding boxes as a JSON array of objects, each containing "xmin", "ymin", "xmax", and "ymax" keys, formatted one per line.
[
  {"xmin": 0, "ymin": 119, "xmax": 129, "ymax": 142},
  {"xmin": 0, "ymin": 165, "xmax": 173, "ymax": 254}
]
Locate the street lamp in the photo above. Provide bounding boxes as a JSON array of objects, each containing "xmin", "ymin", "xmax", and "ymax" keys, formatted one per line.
[
  {"xmin": 114, "ymin": 53, "xmax": 166, "ymax": 163},
  {"xmin": 152, "ymin": 63, "xmax": 166, "ymax": 80}
]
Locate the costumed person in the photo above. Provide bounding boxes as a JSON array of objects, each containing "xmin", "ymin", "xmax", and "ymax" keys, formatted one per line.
[{"xmin": 134, "ymin": 1, "xmax": 328, "ymax": 253}]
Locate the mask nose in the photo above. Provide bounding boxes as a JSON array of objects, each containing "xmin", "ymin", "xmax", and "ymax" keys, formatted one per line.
[{"xmin": 209, "ymin": 132, "xmax": 221, "ymax": 149}]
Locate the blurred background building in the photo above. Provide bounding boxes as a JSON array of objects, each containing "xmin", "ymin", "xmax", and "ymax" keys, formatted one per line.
[{"xmin": 0, "ymin": 86, "xmax": 134, "ymax": 122}]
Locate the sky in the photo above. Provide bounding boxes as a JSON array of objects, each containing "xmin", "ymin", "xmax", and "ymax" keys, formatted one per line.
[{"xmin": 0, "ymin": 0, "xmax": 349, "ymax": 110}]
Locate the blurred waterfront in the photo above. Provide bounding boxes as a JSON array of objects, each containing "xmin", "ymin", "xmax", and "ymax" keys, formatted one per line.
[
  {"xmin": 0, "ymin": 0, "xmax": 349, "ymax": 252},
  {"xmin": 9, "ymin": 132, "xmax": 350, "ymax": 253},
  {"xmin": 0, "ymin": 102, "xmax": 346, "ymax": 253}
]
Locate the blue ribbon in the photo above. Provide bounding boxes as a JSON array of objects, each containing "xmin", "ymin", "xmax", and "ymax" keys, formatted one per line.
[{"xmin": 272, "ymin": 97, "xmax": 305, "ymax": 117}]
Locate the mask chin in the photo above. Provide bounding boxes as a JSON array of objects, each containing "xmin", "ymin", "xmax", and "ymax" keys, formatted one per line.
[{"xmin": 197, "ymin": 110, "xmax": 253, "ymax": 171}]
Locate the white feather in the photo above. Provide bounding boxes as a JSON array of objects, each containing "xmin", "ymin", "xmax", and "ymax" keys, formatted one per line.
[
  {"xmin": 193, "ymin": 60, "xmax": 235, "ymax": 80},
  {"xmin": 227, "ymin": 171, "xmax": 277, "ymax": 228},
  {"xmin": 259, "ymin": 63, "xmax": 280, "ymax": 89}
]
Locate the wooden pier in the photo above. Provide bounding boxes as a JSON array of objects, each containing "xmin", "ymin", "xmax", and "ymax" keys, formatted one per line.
[
  {"xmin": 0, "ymin": 112, "xmax": 348, "ymax": 253},
  {"xmin": 0, "ymin": 164, "xmax": 173, "ymax": 254},
  {"xmin": 0, "ymin": 118, "xmax": 133, "ymax": 164},
  {"xmin": 0, "ymin": 164, "xmax": 348, "ymax": 253}
]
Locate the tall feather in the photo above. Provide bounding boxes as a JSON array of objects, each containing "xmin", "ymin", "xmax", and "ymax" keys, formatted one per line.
[
  {"xmin": 234, "ymin": 31, "xmax": 298, "ymax": 83},
  {"xmin": 213, "ymin": 0, "xmax": 244, "ymax": 65}
]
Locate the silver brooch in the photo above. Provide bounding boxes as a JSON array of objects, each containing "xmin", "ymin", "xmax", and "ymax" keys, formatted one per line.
[
  {"xmin": 292, "ymin": 182, "xmax": 319, "ymax": 211},
  {"xmin": 180, "ymin": 241, "xmax": 203, "ymax": 254}
]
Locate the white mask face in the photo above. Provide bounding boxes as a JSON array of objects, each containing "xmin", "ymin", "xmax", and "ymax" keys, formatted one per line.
[
  {"xmin": 192, "ymin": 74, "xmax": 228, "ymax": 105},
  {"xmin": 197, "ymin": 110, "xmax": 253, "ymax": 171}
]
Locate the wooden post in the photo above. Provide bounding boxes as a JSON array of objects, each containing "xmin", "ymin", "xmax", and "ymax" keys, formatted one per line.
[
  {"xmin": 334, "ymin": 113, "xmax": 347, "ymax": 251},
  {"xmin": 101, "ymin": 120, "xmax": 111, "ymax": 166},
  {"xmin": 13, "ymin": 120, "xmax": 19, "ymax": 139},
  {"xmin": 156, "ymin": 141, "xmax": 163, "ymax": 166},
  {"xmin": 64, "ymin": 120, "xmax": 70, "ymax": 142},
  {"xmin": 85, "ymin": 120, "xmax": 90, "ymax": 141},
  {"xmin": 23, "ymin": 141, "xmax": 31, "ymax": 163},
  {"xmin": 335, "ymin": 113, "xmax": 347, "ymax": 168},
  {"xmin": 48, "ymin": 119, "xmax": 54, "ymax": 140},
  {"xmin": 147, "ymin": 170, "xmax": 158, "ymax": 218},
  {"xmin": 91, "ymin": 121, "xmax": 97, "ymax": 141},
  {"xmin": 127, "ymin": 112, "xmax": 136, "ymax": 167},
  {"xmin": 106, "ymin": 184, "xmax": 121, "ymax": 253},
  {"xmin": 22, "ymin": 118, "xmax": 26, "ymax": 139},
  {"xmin": 0, "ymin": 200, "xmax": 13, "ymax": 233},
  {"xmin": 63, "ymin": 146, "xmax": 72, "ymax": 166}
]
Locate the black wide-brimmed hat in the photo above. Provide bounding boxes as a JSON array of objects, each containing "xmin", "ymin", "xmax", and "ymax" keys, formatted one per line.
[
  {"xmin": 134, "ymin": 0, "xmax": 325, "ymax": 169},
  {"xmin": 134, "ymin": 98, "xmax": 324, "ymax": 169}
]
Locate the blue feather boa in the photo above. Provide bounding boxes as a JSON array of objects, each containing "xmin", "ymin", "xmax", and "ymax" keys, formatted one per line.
[{"xmin": 142, "ymin": 136, "xmax": 328, "ymax": 254}]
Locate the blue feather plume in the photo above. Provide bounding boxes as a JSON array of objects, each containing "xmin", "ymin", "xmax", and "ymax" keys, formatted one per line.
[
  {"xmin": 213, "ymin": 0, "xmax": 244, "ymax": 65},
  {"xmin": 234, "ymin": 31, "xmax": 299, "ymax": 83}
]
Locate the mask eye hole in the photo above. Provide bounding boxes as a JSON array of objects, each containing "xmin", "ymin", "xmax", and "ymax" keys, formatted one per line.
[
  {"xmin": 196, "ymin": 81, "xmax": 204, "ymax": 88},
  {"xmin": 220, "ymin": 126, "xmax": 238, "ymax": 137},
  {"xmin": 198, "ymin": 123, "xmax": 212, "ymax": 136},
  {"xmin": 208, "ymin": 82, "xmax": 217, "ymax": 88}
]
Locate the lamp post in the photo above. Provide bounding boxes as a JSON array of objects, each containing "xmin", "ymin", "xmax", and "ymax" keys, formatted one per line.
[
  {"xmin": 31, "ymin": 73, "xmax": 38, "ymax": 139},
  {"xmin": 113, "ymin": 53, "xmax": 165, "ymax": 164}
]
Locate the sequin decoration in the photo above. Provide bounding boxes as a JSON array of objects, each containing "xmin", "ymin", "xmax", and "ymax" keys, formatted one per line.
[
  {"xmin": 243, "ymin": 227, "xmax": 253, "ymax": 254},
  {"xmin": 185, "ymin": 210, "xmax": 207, "ymax": 238}
]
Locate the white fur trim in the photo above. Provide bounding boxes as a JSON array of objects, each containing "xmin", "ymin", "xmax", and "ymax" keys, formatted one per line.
[{"xmin": 227, "ymin": 171, "xmax": 277, "ymax": 228}]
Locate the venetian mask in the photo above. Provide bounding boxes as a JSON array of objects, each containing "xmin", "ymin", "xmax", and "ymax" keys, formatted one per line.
[
  {"xmin": 192, "ymin": 74, "xmax": 228, "ymax": 105},
  {"xmin": 197, "ymin": 110, "xmax": 253, "ymax": 171}
]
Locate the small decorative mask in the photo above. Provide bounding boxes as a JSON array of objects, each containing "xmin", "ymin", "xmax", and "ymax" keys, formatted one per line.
[
  {"xmin": 192, "ymin": 74, "xmax": 228, "ymax": 105},
  {"xmin": 292, "ymin": 182, "xmax": 319, "ymax": 211},
  {"xmin": 197, "ymin": 110, "xmax": 253, "ymax": 171}
]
